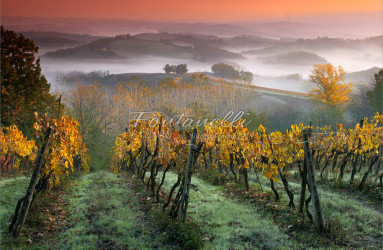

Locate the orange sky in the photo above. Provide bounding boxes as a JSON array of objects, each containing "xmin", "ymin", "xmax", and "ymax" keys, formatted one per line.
[{"xmin": 2, "ymin": 0, "xmax": 382, "ymax": 22}]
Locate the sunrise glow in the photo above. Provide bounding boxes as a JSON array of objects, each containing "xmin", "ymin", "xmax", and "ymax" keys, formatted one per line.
[{"xmin": 2, "ymin": 0, "xmax": 382, "ymax": 22}]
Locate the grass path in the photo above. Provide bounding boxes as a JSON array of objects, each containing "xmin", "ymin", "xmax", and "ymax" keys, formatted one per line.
[
  {"xmin": 158, "ymin": 172, "xmax": 297, "ymax": 249},
  {"xmin": 59, "ymin": 171, "xmax": 167, "ymax": 249}
]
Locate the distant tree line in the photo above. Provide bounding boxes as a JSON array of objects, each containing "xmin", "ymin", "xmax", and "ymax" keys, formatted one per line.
[{"xmin": 163, "ymin": 64, "xmax": 188, "ymax": 74}]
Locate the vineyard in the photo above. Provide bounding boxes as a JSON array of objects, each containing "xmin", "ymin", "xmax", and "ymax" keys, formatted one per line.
[
  {"xmin": 1, "ymin": 111, "xmax": 383, "ymax": 248},
  {"xmin": 108, "ymin": 112, "xmax": 383, "ymax": 247},
  {"xmin": 112, "ymin": 113, "xmax": 383, "ymax": 203}
]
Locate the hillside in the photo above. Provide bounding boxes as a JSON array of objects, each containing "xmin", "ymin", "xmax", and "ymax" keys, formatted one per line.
[
  {"xmin": 190, "ymin": 44, "xmax": 245, "ymax": 61},
  {"xmin": 45, "ymin": 36, "xmax": 191, "ymax": 59},
  {"xmin": 134, "ymin": 32, "xmax": 224, "ymax": 47},
  {"xmin": 259, "ymin": 51, "xmax": 327, "ymax": 65},
  {"xmin": 22, "ymin": 31, "xmax": 103, "ymax": 50},
  {"xmin": 222, "ymin": 34, "xmax": 282, "ymax": 49},
  {"xmin": 44, "ymin": 35, "xmax": 244, "ymax": 61},
  {"xmin": 344, "ymin": 67, "xmax": 382, "ymax": 83},
  {"xmin": 61, "ymin": 72, "xmax": 177, "ymax": 86},
  {"xmin": 244, "ymin": 36, "xmax": 383, "ymax": 55},
  {"xmin": 134, "ymin": 32, "xmax": 282, "ymax": 48},
  {"xmin": 45, "ymin": 37, "xmax": 123, "ymax": 59},
  {"xmin": 134, "ymin": 32, "xmax": 282, "ymax": 50}
]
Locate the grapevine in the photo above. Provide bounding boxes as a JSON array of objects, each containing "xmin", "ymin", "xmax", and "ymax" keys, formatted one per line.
[{"xmin": 112, "ymin": 113, "xmax": 383, "ymax": 206}]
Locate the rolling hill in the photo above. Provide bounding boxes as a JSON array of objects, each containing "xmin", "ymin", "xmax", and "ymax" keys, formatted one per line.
[
  {"xmin": 243, "ymin": 36, "xmax": 383, "ymax": 55},
  {"xmin": 134, "ymin": 32, "xmax": 224, "ymax": 47},
  {"xmin": 133, "ymin": 32, "xmax": 282, "ymax": 50},
  {"xmin": 22, "ymin": 31, "xmax": 103, "ymax": 50},
  {"xmin": 222, "ymin": 34, "xmax": 282, "ymax": 49},
  {"xmin": 344, "ymin": 67, "xmax": 382, "ymax": 83},
  {"xmin": 259, "ymin": 51, "xmax": 327, "ymax": 65},
  {"xmin": 45, "ymin": 37, "xmax": 124, "ymax": 59},
  {"xmin": 44, "ymin": 35, "xmax": 244, "ymax": 61}
]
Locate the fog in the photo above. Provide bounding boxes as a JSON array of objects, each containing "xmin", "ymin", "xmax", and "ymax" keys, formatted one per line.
[
  {"xmin": 40, "ymin": 57, "xmax": 313, "ymax": 92},
  {"xmin": 319, "ymin": 48, "xmax": 382, "ymax": 73},
  {"xmin": 40, "ymin": 57, "xmax": 212, "ymax": 86},
  {"xmin": 41, "ymin": 43, "xmax": 382, "ymax": 93},
  {"xmin": 3, "ymin": 14, "xmax": 380, "ymax": 94},
  {"xmin": 240, "ymin": 47, "xmax": 382, "ymax": 76}
]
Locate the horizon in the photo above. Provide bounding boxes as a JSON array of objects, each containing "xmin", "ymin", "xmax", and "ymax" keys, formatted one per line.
[
  {"xmin": 1, "ymin": 10, "xmax": 382, "ymax": 23},
  {"xmin": 1, "ymin": 13, "xmax": 382, "ymax": 39}
]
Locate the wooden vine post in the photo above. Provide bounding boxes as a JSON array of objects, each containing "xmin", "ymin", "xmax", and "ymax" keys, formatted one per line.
[
  {"xmin": 298, "ymin": 160, "xmax": 307, "ymax": 214},
  {"xmin": 10, "ymin": 127, "xmax": 52, "ymax": 237},
  {"xmin": 302, "ymin": 129, "xmax": 325, "ymax": 232},
  {"xmin": 179, "ymin": 128, "xmax": 198, "ymax": 223}
]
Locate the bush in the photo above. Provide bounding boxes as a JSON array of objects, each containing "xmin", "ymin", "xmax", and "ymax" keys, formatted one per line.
[
  {"xmin": 325, "ymin": 217, "xmax": 347, "ymax": 243},
  {"xmin": 152, "ymin": 209, "xmax": 204, "ymax": 249},
  {"xmin": 198, "ymin": 169, "xmax": 232, "ymax": 186}
]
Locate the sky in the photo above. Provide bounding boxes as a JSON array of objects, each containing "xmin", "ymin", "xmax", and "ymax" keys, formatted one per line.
[{"xmin": 2, "ymin": 0, "xmax": 382, "ymax": 22}]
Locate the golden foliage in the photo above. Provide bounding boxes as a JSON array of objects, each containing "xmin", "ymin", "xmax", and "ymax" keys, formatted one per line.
[
  {"xmin": 112, "ymin": 114, "xmax": 383, "ymax": 182},
  {"xmin": 0, "ymin": 125, "xmax": 36, "ymax": 162},
  {"xmin": 309, "ymin": 64, "xmax": 353, "ymax": 108},
  {"xmin": 34, "ymin": 113, "xmax": 89, "ymax": 186}
]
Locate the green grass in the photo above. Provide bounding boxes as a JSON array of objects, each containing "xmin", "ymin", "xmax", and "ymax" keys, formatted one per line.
[
  {"xmin": 2, "ymin": 169, "xmax": 381, "ymax": 249},
  {"xmin": 59, "ymin": 171, "xmax": 166, "ymax": 249},
  {"xmin": 0, "ymin": 176, "xmax": 30, "ymax": 247},
  {"xmin": 157, "ymin": 172, "xmax": 296, "ymax": 249},
  {"xmin": 246, "ymin": 171, "xmax": 383, "ymax": 248},
  {"xmin": 1, "ymin": 174, "xmax": 75, "ymax": 249}
]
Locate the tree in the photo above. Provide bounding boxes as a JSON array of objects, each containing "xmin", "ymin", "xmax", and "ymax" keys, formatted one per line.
[
  {"xmin": 170, "ymin": 65, "xmax": 177, "ymax": 73},
  {"xmin": 241, "ymin": 71, "xmax": 253, "ymax": 83},
  {"xmin": 65, "ymin": 82, "xmax": 114, "ymax": 170},
  {"xmin": 163, "ymin": 64, "xmax": 172, "ymax": 74},
  {"xmin": 245, "ymin": 110, "xmax": 267, "ymax": 131},
  {"xmin": 309, "ymin": 64, "xmax": 353, "ymax": 113},
  {"xmin": 232, "ymin": 70, "xmax": 253, "ymax": 84},
  {"xmin": 211, "ymin": 63, "xmax": 239, "ymax": 79},
  {"xmin": 176, "ymin": 64, "xmax": 188, "ymax": 75},
  {"xmin": 366, "ymin": 69, "xmax": 383, "ymax": 114},
  {"xmin": 66, "ymin": 82, "xmax": 114, "ymax": 136},
  {"xmin": 345, "ymin": 84, "xmax": 375, "ymax": 126},
  {"xmin": 1, "ymin": 26, "xmax": 57, "ymax": 136},
  {"xmin": 164, "ymin": 64, "xmax": 188, "ymax": 74}
]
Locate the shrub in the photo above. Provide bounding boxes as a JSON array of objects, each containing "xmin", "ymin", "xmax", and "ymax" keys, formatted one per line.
[{"xmin": 152, "ymin": 209, "xmax": 204, "ymax": 249}]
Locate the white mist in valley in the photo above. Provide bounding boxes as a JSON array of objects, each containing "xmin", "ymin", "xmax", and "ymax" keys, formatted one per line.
[{"xmin": 41, "ymin": 43, "xmax": 382, "ymax": 93}]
